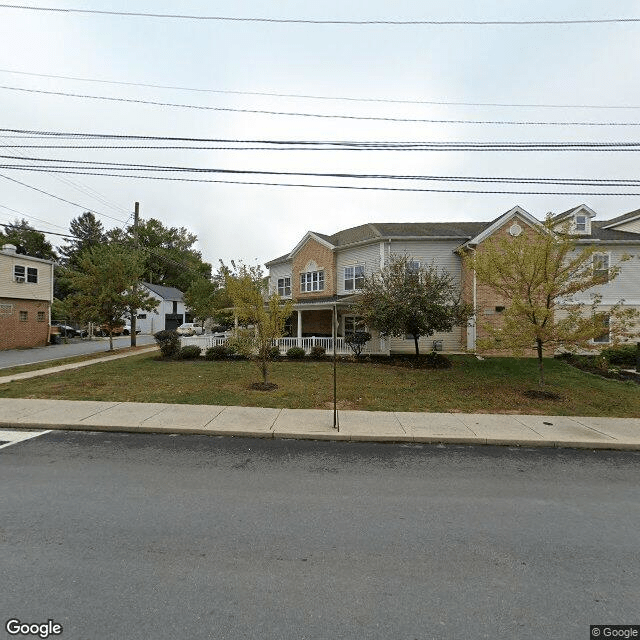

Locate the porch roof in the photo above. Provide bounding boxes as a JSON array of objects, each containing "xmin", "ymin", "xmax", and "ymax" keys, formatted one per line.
[{"xmin": 292, "ymin": 294, "xmax": 358, "ymax": 310}]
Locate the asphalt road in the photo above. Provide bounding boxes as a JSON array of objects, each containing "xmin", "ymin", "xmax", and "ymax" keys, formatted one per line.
[
  {"xmin": 0, "ymin": 334, "xmax": 156, "ymax": 369},
  {"xmin": 1, "ymin": 433, "xmax": 639, "ymax": 640}
]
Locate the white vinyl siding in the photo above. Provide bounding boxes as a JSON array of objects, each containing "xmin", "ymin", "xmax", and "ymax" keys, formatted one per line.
[
  {"xmin": 575, "ymin": 245, "xmax": 640, "ymax": 304},
  {"xmin": 269, "ymin": 262, "xmax": 292, "ymax": 297},
  {"xmin": 336, "ymin": 243, "xmax": 381, "ymax": 295},
  {"xmin": 0, "ymin": 254, "xmax": 53, "ymax": 302}
]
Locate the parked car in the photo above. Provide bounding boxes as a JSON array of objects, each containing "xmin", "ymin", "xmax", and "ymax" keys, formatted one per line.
[
  {"xmin": 176, "ymin": 322, "xmax": 205, "ymax": 336},
  {"xmin": 122, "ymin": 324, "xmax": 141, "ymax": 336},
  {"xmin": 51, "ymin": 322, "xmax": 86, "ymax": 338},
  {"xmin": 94, "ymin": 323, "xmax": 125, "ymax": 337}
]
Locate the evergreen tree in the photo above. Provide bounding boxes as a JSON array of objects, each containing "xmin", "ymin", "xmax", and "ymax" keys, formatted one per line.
[{"xmin": 0, "ymin": 219, "xmax": 57, "ymax": 260}]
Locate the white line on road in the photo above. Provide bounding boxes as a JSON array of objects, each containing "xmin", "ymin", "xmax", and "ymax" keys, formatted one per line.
[{"xmin": 0, "ymin": 429, "xmax": 51, "ymax": 451}]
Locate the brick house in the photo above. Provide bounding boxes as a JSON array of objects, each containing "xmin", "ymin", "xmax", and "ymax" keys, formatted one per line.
[
  {"xmin": 0, "ymin": 244, "xmax": 55, "ymax": 350},
  {"xmin": 265, "ymin": 205, "xmax": 640, "ymax": 354}
]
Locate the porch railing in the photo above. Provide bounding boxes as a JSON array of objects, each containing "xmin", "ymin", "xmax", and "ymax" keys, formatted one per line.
[{"xmin": 180, "ymin": 334, "xmax": 386, "ymax": 355}]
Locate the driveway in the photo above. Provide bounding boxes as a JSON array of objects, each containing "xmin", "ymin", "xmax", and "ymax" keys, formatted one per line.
[{"xmin": 0, "ymin": 334, "xmax": 156, "ymax": 369}]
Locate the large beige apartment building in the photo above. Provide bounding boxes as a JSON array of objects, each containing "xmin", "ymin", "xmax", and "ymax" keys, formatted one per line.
[{"xmin": 265, "ymin": 205, "xmax": 640, "ymax": 354}]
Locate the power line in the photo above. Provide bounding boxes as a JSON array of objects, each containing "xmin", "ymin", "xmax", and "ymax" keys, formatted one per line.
[
  {"xmin": 3, "ymin": 166, "xmax": 640, "ymax": 196},
  {"xmin": 1, "ymin": 67, "xmax": 638, "ymax": 110},
  {"xmin": 3, "ymin": 154, "xmax": 640, "ymax": 187},
  {"xmin": 0, "ymin": 219, "xmax": 74, "ymax": 238},
  {"xmin": 1, "ymin": 128, "xmax": 640, "ymax": 151},
  {"xmin": 0, "ymin": 202, "xmax": 70, "ymax": 231},
  {"xmin": 0, "ymin": 5, "xmax": 638, "ymax": 25},
  {"xmin": 3, "ymin": 85, "xmax": 640, "ymax": 126},
  {"xmin": 2, "ymin": 138, "xmax": 131, "ymax": 215},
  {"xmin": 0, "ymin": 173, "xmax": 129, "ymax": 223}
]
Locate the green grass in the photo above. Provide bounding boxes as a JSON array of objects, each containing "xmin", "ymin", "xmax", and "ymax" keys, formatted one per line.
[{"xmin": 0, "ymin": 352, "xmax": 638, "ymax": 417}]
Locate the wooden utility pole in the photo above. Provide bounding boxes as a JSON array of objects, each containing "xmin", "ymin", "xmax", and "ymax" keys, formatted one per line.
[{"xmin": 130, "ymin": 201, "xmax": 140, "ymax": 347}]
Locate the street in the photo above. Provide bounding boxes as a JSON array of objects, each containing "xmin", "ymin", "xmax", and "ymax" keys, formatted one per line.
[
  {"xmin": 0, "ymin": 335, "xmax": 156, "ymax": 369},
  {"xmin": 1, "ymin": 432, "xmax": 638, "ymax": 640}
]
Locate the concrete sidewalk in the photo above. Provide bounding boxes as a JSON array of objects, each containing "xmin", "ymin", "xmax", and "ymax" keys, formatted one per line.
[
  {"xmin": 0, "ymin": 346, "xmax": 158, "ymax": 385},
  {"xmin": 0, "ymin": 397, "xmax": 639, "ymax": 450}
]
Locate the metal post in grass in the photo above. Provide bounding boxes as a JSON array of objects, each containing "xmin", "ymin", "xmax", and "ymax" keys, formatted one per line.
[{"xmin": 333, "ymin": 302, "xmax": 339, "ymax": 431}]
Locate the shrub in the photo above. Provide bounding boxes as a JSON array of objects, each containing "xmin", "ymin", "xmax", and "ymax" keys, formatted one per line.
[
  {"xmin": 286, "ymin": 346, "xmax": 306, "ymax": 360},
  {"xmin": 345, "ymin": 331, "xmax": 371, "ymax": 358},
  {"xmin": 309, "ymin": 345, "xmax": 326, "ymax": 359},
  {"xmin": 421, "ymin": 351, "xmax": 452, "ymax": 369},
  {"xmin": 267, "ymin": 346, "xmax": 281, "ymax": 360},
  {"xmin": 153, "ymin": 329, "xmax": 180, "ymax": 359},
  {"xmin": 179, "ymin": 345, "xmax": 202, "ymax": 359},
  {"xmin": 601, "ymin": 344, "xmax": 637, "ymax": 367},
  {"xmin": 205, "ymin": 344, "xmax": 230, "ymax": 360}
]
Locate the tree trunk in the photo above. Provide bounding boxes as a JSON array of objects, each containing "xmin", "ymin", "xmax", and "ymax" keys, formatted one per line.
[
  {"xmin": 108, "ymin": 329, "xmax": 114, "ymax": 351},
  {"xmin": 413, "ymin": 334, "xmax": 420, "ymax": 356},
  {"xmin": 261, "ymin": 357, "xmax": 268, "ymax": 385},
  {"xmin": 536, "ymin": 338, "xmax": 544, "ymax": 387}
]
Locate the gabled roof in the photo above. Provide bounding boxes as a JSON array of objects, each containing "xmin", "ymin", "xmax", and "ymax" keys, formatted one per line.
[
  {"xmin": 463, "ymin": 206, "xmax": 542, "ymax": 247},
  {"xmin": 549, "ymin": 204, "xmax": 596, "ymax": 223},
  {"xmin": 589, "ymin": 221, "xmax": 640, "ymax": 241},
  {"xmin": 142, "ymin": 282, "xmax": 184, "ymax": 301},
  {"xmin": 602, "ymin": 207, "xmax": 640, "ymax": 230}
]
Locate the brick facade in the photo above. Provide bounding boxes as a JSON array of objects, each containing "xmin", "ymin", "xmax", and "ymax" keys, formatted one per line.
[
  {"xmin": 461, "ymin": 217, "xmax": 542, "ymax": 356},
  {"xmin": 292, "ymin": 238, "xmax": 336, "ymax": 299},
  {"xmin": 0, "ymin": 297, "xmax": 51, "ymax": 350}
]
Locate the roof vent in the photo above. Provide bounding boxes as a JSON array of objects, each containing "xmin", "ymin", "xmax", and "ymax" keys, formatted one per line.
[{"xmin": 1, "ymin": 244, "xmax": 17, "ymax": 254}]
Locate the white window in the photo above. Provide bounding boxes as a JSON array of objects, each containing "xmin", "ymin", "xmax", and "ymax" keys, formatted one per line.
[
  {"xmin": 344, "ymin": 265, "xmax": 364, "ymax": 291},
  {"xmin": 12, "ymin": 265, "xmax": 37, "ymax": 283},
  {"xmin": 575, "ymin": 215, "xmax": 587, "ymax": 233},
  {"xmin": 406, "ymin": 260, "xmax": 421, "ymax": 274},
  {"xmin": 300, "ymin": 270, "xmax": 324, "ymax": 292},
  {"xmin": 13, "ymin": 265, "xmax": 25, "ymax": 282},
  {"xmin": 593, "ymin": 253, "xmax": 609, "ymax": 281},
  {"xmin": 344, "ymin": 316, "xmax": 365, "ymax": 334},
  {"xmin": 277, "ymin": 276, "xmax": 291, "ymax": 296},
  {"xmin": 593, "ymin": 313, "xmax": 610, "ymax": 344}
]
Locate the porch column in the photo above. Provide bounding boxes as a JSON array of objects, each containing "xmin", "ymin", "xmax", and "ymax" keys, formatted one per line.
[{"xmin": 297, "ymin": 310, "xmax": 302, "ymax": 347}]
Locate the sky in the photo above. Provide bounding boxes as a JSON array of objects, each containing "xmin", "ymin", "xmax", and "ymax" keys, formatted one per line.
[{"xmin": 1, "ymin": 0, "xmax": 640, "ymax": 270}]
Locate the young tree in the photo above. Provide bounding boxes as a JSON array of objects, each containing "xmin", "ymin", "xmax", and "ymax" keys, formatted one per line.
[
  {"xmin": 355, "ymin": 255, "xmax": 472, "ymax": 356},
  {"xmin": 183, "ymin": 278, "xmax": 220, "ymax": 330},
  {"xmin": 223, "ymin": 262, "xmax": 293, "ymax": 388},
  {"xmin": 64, "ymin": 244, "xmax": 156, "ymax": 351},
  {"xmin": 464, "ymin": 219, "xmax": 639, "ymax": 387}
]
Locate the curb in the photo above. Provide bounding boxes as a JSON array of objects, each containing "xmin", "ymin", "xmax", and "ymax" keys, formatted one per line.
[{"xmin": 3, "ymin": 420, "xmax": 640, "ymax": 451}]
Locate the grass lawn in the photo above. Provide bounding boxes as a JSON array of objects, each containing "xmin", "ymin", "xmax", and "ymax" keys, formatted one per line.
[{"xmin": 0, "ymin": 352, "xmax": 638, "ymax": 417}]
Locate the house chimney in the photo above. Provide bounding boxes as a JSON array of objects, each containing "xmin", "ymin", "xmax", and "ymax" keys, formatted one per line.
[{"xmin": 1, "ymin": 244, "xmax": 17, "ymax": 254}]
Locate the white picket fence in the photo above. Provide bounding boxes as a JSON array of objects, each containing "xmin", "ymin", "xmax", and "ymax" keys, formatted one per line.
[{"xmin": 180, "ymin": 334, "xmax": 386, "ymax": 355}]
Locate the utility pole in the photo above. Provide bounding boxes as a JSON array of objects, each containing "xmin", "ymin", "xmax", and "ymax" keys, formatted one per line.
[{"xmin": 130, "ymin": 201, "xmax": 140, "ymax": 347}]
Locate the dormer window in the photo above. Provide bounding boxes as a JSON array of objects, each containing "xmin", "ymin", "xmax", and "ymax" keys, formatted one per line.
[{"xmin": 575, "ymin": 215, "xmax": 587, "ymax": 233}]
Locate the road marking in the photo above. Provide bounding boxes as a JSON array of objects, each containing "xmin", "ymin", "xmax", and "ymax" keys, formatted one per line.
[{"xmin": 0, "ymin": 429, "xmax": 51, "ymax": 451}]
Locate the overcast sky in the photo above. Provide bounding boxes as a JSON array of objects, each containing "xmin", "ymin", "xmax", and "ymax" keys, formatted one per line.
[{"xmin": 1, "ymin": 0, "xmax": 639, "ymax": 269}]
